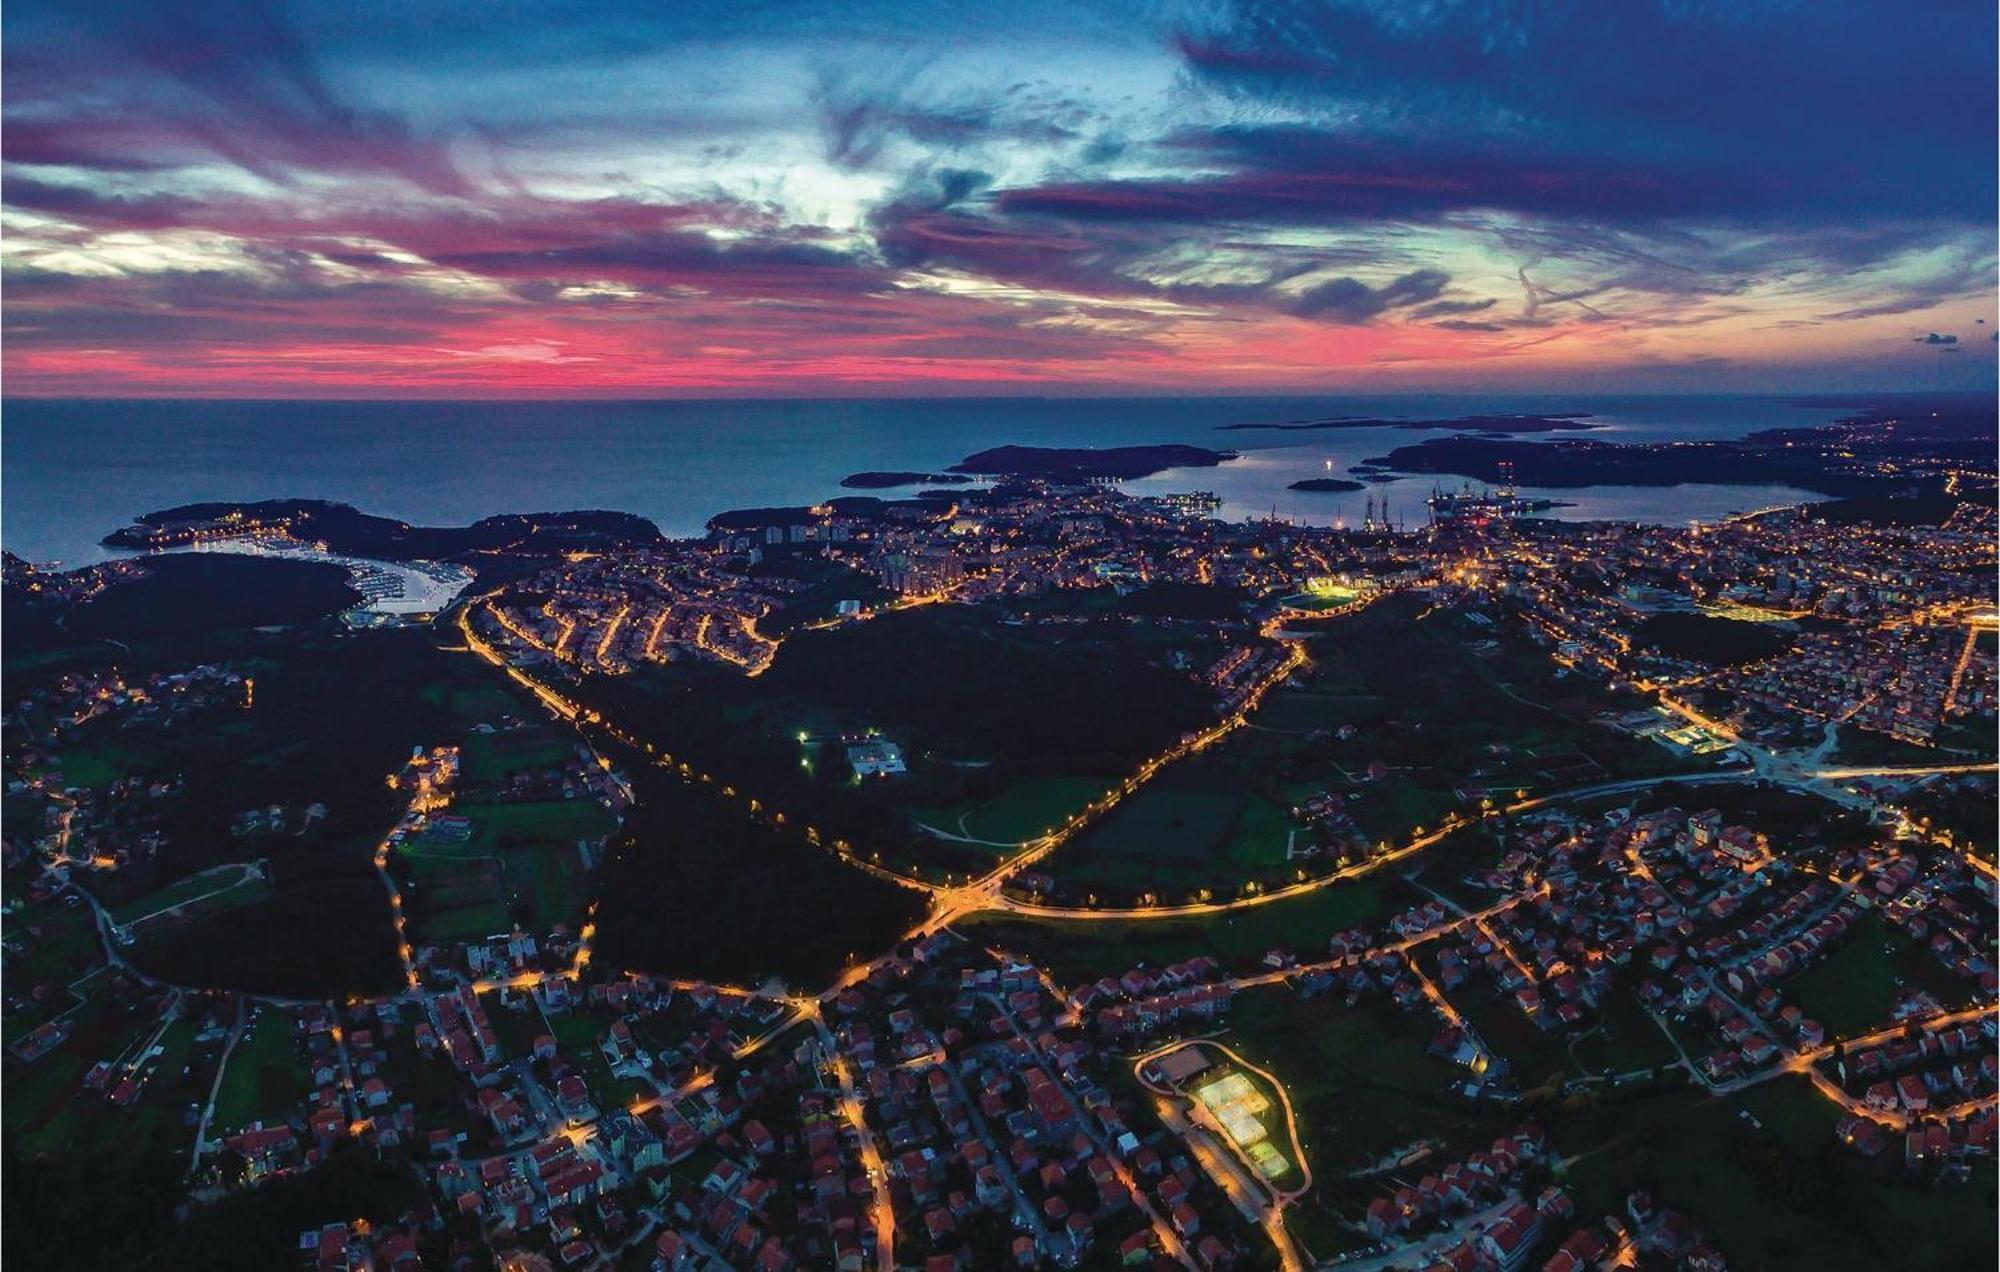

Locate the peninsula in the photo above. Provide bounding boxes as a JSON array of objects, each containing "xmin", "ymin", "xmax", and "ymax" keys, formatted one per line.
[
  {"xmin": 1221, "ymin": 412, "xmax": 1601, "ymax": 434},
  {"xmin": 839, "ymin": 471, "xmax": 976, "ymax": 489}
]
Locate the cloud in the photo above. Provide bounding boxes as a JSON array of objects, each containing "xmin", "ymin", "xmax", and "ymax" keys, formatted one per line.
[
  {"xmin": 1915, "ymin": 332, "xmax": 1959, "ymax": 345},
  {"xmin": 1290, "ymin": 268, "xmax": 1447, "ymax": 321},
  {"xmin": 5, "ymin": 0, "xmax": 1998, "ymax": 394},
  {"xmin": 7, "ymin": 0, "xmax": 469, "ymax": 194}
]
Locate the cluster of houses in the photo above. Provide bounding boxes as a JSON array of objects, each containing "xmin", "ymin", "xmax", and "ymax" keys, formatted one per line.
[
  {"xmin": 1431, "ymin": 806, "xmax": 1862, "ymax": 1077},
  {"xmin": 1072, "ymin": 956, "xmax": 1236, "ymax": 1040},
  {"xmin": 1202, "ymin": 644, "xmax": 1288, "ymax": 711},
  {"xmin": 1395, "ymin": 1184, "xmax": 1725, "ymax": 1272},
  {"xmin": 9, "ymin": 662, "xmax": 242, "ymax": 751},
  {"xmin": 824, "ymin": 936, "xmax": 1265, "ymax": 1270},
  {"xmin": 1498, "ymin": 506, "xmax": 1995, "ymax": 751},
  {"xmin": 480, "ymin": 480, "xmax": 1433, "ymax": 700},
  {"xmin": 1708, "ymin": 623, "xmax": 1970, "ymax": 745},
  {"xmin": 1837, "ymin": 1016, "xmax": 2000, "ymax": 1168},
  {"xmin": 299, "ymin": 1218, "xmax": 428, "ymax": 1271},
  {"xmin": 1361, "ymin": 1125, "xmax": 1548, "ymax": 1242},
  {"xmin": 1868, "ymin": 842, "xmax": 1997, "ymax": 991},
  {"xmin": 4, "ymin": 664, "xmax": 251, "ymax": 873}
]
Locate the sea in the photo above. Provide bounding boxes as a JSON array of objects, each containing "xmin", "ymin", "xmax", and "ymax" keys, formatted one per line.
[{"xmin": 0, "ymin": 394, "xmax": 1853, "ymax": 567}]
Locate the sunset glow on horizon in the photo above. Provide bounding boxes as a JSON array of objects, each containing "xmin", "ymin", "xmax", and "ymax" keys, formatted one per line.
[{"xmin": 4, "ymin": 0, "xmax": 1995, "ymax": 398}]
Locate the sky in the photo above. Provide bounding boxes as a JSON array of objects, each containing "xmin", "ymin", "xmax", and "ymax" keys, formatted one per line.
[{"xmin": 3, "ymin": 0, "xmax": 1995, "ymax": 397}]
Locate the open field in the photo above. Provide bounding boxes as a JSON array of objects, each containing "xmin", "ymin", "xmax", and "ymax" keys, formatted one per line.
[
  {"xmin": 1033, "ymin": 594, "xmax": 1683, "ymax": 903},
  {"xmin": 2, "ymin": 983, "xmax": 125, "ymax": 1155},
  {"xmin": 111, "ymin": 863, "xmax": 266, "ymax": 927},
  {"xmin": 588, "ymin": 762, "xmax": 928, "ymax": 988},
  {"xmin": 911, "ymin": 775, "xmax": 1113, "ymax": 846},
  {"xmin": 212, "ymin": 1008, "xmax": 303, "ymax": 1132},
  {"xmin": 460, "ymin": 725, "xmax": 578, "ymax": 788},
  {"xmin": 1783, "ymin": 913, "xmax": 1976, "ymax": 1037},
  {"xmin": 1566, "ymin": 990, "xmax": 1681, "ymax": 1075},
  {"xmin": 1217, "ymin": 986, "xmax": 1512, "ymax": 1258},
  {"xmin": 399, "ymin": 799, "xmax": 610, "ymax": 937},
  {"xmin": 53, "ymin": 745, "xmax": 141, "ymax": 789},
  {"xmin": 3, "ymin": 899, "xmax": 108, "ymax": 992},
  {"xmin": 1034, "ymin": 763, "xmax": 1298, "ymax": 900}
]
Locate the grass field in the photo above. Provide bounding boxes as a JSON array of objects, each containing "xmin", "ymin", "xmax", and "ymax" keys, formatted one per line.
[
  {"xmin": 462, "ymin": 728, "xmax": 578, "ymax": 786},
  {"xmin": 1220, "ymin": 983, "xmax": 1510, "ymax": 1259},
  {"xmin": 53, "ymin": 745, "xmax": 140, "ymax": 789},
  {"xmin": 548, "ymin": 1009, "xmax": 651, "ymax": 1109},
  {"xmin": 416, "ymin": 677, "xmax": 528, "ymax": 726},
  {"xmin": 1034, "ymin": 594, "xmax": 1678, "ymax": 902},
  {"xmin": 1782, "ymin": 914, "xmax": 1972, "ymax": 1038},
  {"xmin": 454, "ymin": 799, "xmax": 617, "ymax": 855},
  {"xmin": 420, "ymin": 898, "xmax": 516, "ymax": 944},
  {"xmin": 111, "ymin": 863, "xmax": 264, "ymax": 926},
  {"xmin": 1567, "ymin": 991, "xmax": 1680, "ymax": 1076},
  {"xmin": 2, "ymin": 987, "xmax": 120, "ymax": 1154},
  {"xmin": 401, "ymin": 798, "xmax": 609, "ymax": 937},
  {"xmin": 1449, "ymin": 981, "xmax": 1575, "ymax": 1089},
  {"xmin": 212, "ymin": 1009, "xmax": 302, "ymax": 1131},
  {"xmin": 5, "ymin": 900, "xmax": 107, "ymax": 990},
  {"xmin": 911, "ymin": 775, "xmax": 1113, "ymax": 846},
  {"xmin": 1035, "ymin": 760, "xmax": 1303, "ymax": 900}
]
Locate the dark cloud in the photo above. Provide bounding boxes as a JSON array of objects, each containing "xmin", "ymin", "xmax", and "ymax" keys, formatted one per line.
[
  {"xmin": 1410, "ymin": 297, "xmax": 1496, "ymax": 320},
  {"xmin": 434, "ymin": 232, "xmax": 884, "ymax": 297},
  {"xmin": 1916, "ymin": 332, "xmax": 1959, "ymax": 345},
  {"xmin": 1290, "ymin": 268, "xmax": 1447, "ymax": 321},
  {"xmin": 1175, "ymin": 0, "xmax": 1995, "ymax": 225}
]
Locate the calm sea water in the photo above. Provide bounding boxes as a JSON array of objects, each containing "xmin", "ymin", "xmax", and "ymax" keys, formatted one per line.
[{"xmin": 2, "ymin": 394, "xmax": 1844, "ymax": 566}]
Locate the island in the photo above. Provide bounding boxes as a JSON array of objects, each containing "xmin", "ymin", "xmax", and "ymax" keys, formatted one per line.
[
  {"xmin": 839, "ymin": 470, "xmax": 977, "ymax": 489},
  {"xmin": 1220, "ymin": 412, "xmax": 1601, "ymax": 434},
  {"xmin": 1363, "ymin": 400, "xmax": 1999, "ymax": 498},
  {"xmin": 950, "ymin": 442, "xmax": 1236, "ymax": 482},
  {"xmin": 1286, "ymin": 477, "xmax": 1367, "ymax": 493},
  {"xmin": 103, "ymin": 498, "xmax": 665, "ymax": 561}
]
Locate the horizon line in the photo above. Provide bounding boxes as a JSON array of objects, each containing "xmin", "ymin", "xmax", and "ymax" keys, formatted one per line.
[{"xmin": 4, "ymin": 386, "xmax": 1992, "ymax": 407}]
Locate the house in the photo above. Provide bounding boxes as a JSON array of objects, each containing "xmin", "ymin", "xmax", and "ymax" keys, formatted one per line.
[{"xmin": 1478, "ymin": 1203, "xmax": 1542, "ymax": 1272}]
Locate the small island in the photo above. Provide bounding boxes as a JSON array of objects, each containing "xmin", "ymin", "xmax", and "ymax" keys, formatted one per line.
[
  {"xmin": 950, "ymin": 443, "xmax": 1236, "ymax": 482},
  {"xmin": 1286, "ymin": 477, "xmax": 1367, "ymax": 493},
  {"xmin": 839, "ymin": 471, "xmax": 976, "ymax": 489}
]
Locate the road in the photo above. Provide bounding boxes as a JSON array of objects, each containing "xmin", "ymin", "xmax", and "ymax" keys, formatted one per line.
[
  {"xmin": 814, "ymin": 1015, "xmax": 895, "ymax": 1272},
  {"xmin": 430, "ymin": 580, "xmax": 2000, "ymax": 1269},
  {"xmin": 186, "ymin": 1010, "xmax": 247, "ymax": 1180}
]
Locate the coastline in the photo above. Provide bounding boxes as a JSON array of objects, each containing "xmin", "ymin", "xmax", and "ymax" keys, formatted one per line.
[{"xmin": 4, "ymin": 392, "xmax": 1941, "ymax": 565}]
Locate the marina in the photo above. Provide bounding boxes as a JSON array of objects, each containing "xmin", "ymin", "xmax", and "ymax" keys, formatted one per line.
[{"xmin": 163, "ymin": 538, "xmax": 475, "ymax": 621}]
